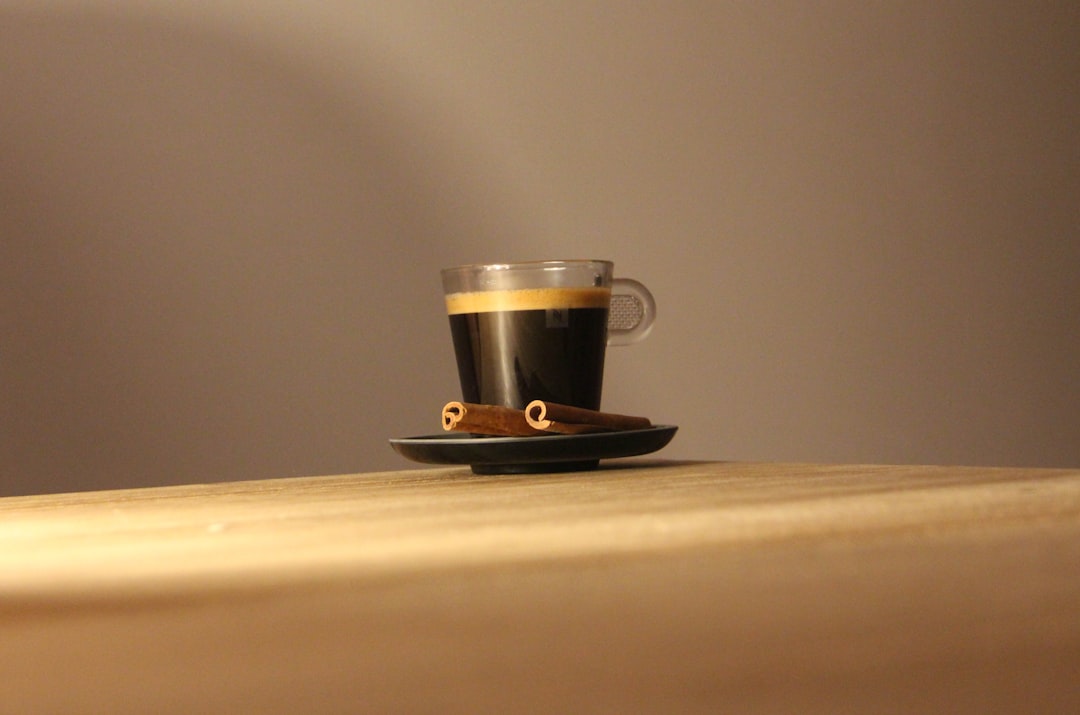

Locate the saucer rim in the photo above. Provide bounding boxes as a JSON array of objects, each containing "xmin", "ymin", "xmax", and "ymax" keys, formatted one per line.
[{"xmin": 388, "ymin": 424, "xmax": 678, "ymax": 467}]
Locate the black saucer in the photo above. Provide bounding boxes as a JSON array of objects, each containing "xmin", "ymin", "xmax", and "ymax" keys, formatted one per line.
[{"xmin": 389, "ymin": 425, "xmax": 678, "ymax": 475}]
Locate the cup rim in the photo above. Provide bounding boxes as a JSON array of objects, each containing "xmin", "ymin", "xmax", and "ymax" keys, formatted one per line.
[{"xmin": 440, "ymin": 259, "xmax": 613, "ymax": 277}]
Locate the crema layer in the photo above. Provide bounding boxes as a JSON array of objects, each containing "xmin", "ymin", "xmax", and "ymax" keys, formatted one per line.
[{"xmin": 445, "ymin": 287, "xmax": 610, "ymax": 315}]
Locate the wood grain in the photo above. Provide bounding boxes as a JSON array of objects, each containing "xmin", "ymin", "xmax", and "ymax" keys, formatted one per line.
[{"xmin": 2, "ymin": 460, "xmax": 1079, "ymax": 713}]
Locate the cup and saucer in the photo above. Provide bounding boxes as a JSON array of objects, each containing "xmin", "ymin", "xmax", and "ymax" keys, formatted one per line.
[{"xmin": 390, "ymin": 260, "xmax": 677, "ymax": 475}]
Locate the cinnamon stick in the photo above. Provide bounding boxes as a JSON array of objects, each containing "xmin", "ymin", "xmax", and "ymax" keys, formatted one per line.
[
  {"xmin": 442, "ymin": 400, "xmax": 654, "ymax": 437},
  {"xmin": 525, "ymin": 400, "xmax": 652, "ymax": 434},
  {"xmin": 442, "ymin": 401, "xmax": 543, "ymax": 437}
]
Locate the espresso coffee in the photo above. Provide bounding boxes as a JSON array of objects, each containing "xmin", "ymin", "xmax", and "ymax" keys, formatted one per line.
[{"xmin": 446, "ymin": 286, "xmax": 610, "ymax": 410}]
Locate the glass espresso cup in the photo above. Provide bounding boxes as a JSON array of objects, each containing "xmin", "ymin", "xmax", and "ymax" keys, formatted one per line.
[{"xmin": 441, "ymin": 260, "xmax": 655, "ymax": 412}]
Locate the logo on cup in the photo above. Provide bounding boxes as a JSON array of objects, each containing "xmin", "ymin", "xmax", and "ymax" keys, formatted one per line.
[{"xmin": 546, "ymin": 308, "xmax": 569, "ymax": 328}]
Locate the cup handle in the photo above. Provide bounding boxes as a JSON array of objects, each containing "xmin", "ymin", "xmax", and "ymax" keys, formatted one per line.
[{"xmin": 607, "ymin": 278, "xmax": 656, "ymax": 346}]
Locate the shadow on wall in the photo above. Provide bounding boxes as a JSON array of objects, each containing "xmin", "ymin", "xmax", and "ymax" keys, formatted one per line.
[{"xmin": 0, "ymin": 7, "xmax": 477, "ymax": 495}]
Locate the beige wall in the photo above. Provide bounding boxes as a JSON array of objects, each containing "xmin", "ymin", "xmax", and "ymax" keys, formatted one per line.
[{"xmin": 2, "ymin": 1, "xmax": 1077, "ymax": 495}]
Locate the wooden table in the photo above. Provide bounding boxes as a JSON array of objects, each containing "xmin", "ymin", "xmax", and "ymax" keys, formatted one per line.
[{"xmin": 2, "ymin": 460, "xmax": 1078, "ymax": 713}]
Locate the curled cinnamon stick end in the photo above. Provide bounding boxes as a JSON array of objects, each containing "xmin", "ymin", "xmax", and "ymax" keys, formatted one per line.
[
  {"xmin": 525, "ymin": 400, "xmax": 652, "ymax": 434},
  {"xmin": 442, "ymin": 401, "xmax": 543, "ymax": 437}
]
